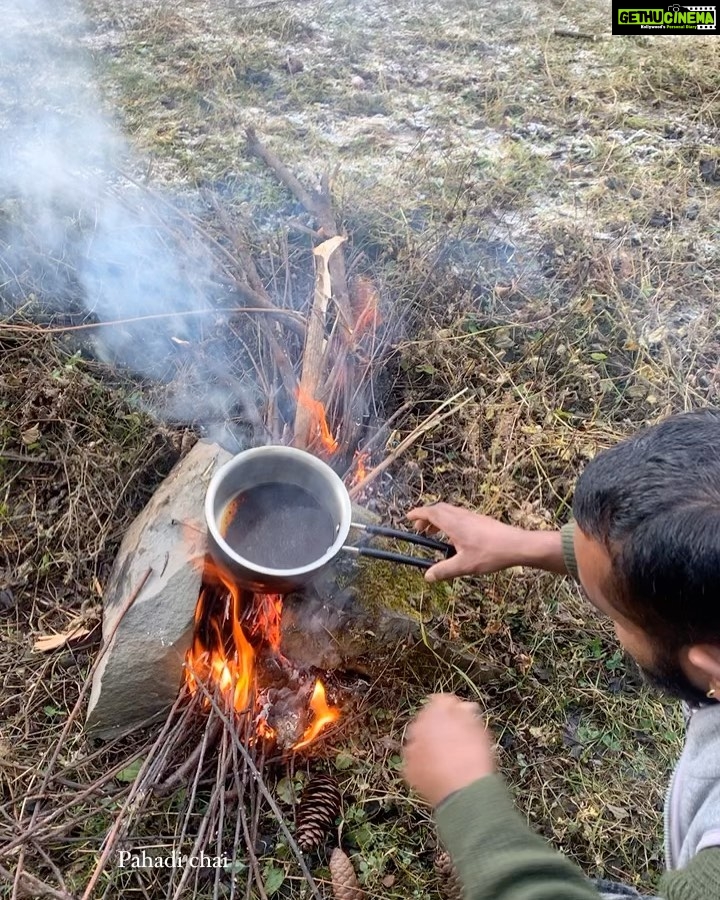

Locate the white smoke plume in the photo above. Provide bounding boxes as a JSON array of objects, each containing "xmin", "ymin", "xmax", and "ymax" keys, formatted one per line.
[{"xmin": 0, "ymin": 0, "xmax": 239, "ymax": 417}]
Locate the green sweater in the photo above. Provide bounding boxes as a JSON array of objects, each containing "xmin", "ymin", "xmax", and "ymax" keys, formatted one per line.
[{"xmin": 436, "ymin": 776, "xmax": 720, "ymax": 900}]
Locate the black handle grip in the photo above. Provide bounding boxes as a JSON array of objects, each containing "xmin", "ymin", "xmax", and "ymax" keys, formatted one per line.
[
  {"xmin": 351, "ymin": 522, "xmax": 455, "ymax": 557},
  {"xmin": 350, "ymin": 546, "xmax": 435, "ymax": 569}
]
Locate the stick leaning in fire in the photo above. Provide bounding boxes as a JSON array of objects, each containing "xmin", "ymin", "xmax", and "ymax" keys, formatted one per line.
[{"xmin": 294, "ymin": 235, "xmax": 346, "ymax": 452}]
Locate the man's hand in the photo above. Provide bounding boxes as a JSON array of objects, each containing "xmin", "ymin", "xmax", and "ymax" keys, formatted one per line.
[
  {"xmin": 407, "ymin": 503, "xmax": 530, "ymax": 582},
  {"xmin": 407, "ymin": 503, "xmax": 568, "ymax": 582},
  {"xmin": 402, "ymin": 694, "xmax": 495, "ymax": 807}
]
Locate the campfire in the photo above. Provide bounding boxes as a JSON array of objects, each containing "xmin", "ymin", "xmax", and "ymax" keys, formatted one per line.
[
  {"xmin": 185, "ymin": 561, "xmax": 341, "ymax": 752},
  {"xmin": 23, "ymin": 130, "xmax": 470, "ymax": 900}
]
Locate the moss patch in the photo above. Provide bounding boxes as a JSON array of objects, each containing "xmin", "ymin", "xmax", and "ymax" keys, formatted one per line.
[{"xmin": 349, "ymin": 555, "xmax": 454, "ymax": 624}]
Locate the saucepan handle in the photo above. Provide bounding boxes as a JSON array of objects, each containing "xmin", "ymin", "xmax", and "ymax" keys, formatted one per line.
[
  {"xmin": 343, "ymin": 523, "xmax": 456, "ymax": 570},
  {"xmin": 341, "ymin": 545, "xmax": 435, "ymax": 569},
  {"xmin": 351, "ymin": 522, "xmax": 454, "ymax": 554}
]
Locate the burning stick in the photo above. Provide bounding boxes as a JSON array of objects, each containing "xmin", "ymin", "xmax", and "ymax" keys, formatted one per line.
[{"xmin": 293, "ymin": 235, "xmax": 346, "ymax": 453}]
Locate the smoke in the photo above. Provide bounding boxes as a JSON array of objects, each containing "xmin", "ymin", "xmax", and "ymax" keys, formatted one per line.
[{"xmin": 0, "ymin": 0, "xmax": 237, "ymax": 419}]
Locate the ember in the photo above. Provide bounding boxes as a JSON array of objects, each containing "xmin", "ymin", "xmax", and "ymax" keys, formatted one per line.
[
  {"xmin": 350, "ymin": 449, "xmax": 370, "ymax": 488},
  {"xmin": 184, "ymin": 562, "xmax": 340, "ymax": 751}
]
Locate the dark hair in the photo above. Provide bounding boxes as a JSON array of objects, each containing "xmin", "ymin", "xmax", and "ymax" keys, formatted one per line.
[{"xmin": 572, "ymin": 409, "xmax": 720, "ymax": 650}]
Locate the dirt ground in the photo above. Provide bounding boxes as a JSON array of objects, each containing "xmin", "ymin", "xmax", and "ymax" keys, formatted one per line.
[{"xmin": 2, "ymin": 0, "xmax": 720, "ymax": 897}]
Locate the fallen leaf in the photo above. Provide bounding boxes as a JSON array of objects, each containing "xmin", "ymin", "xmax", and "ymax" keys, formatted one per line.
[
  {"xmin": 334, "ymin": 750, "xmax": 354, "ymax": 771},
  {"xmin": 263, "ymin": 864, "xmax": 285, "ymax": 896},
  {"xmin": 607, "ymin": 804, "xmax": 630, "ymax": 820},
  {"xmin": 116, "ymin": 758, "xmax": 145, "ymax": 783},
  {"xmin": 34, "ymin": 624, "xmax": 91, "ymax": 653},
  {"xmin": 21, "ymin": 424, "xmax": 41, "ymax": 446}
]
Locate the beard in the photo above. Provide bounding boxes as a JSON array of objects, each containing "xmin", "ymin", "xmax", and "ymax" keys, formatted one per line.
[{"xmin": 636, "ymin": 657, "xmax": 710, "ymax": 707}]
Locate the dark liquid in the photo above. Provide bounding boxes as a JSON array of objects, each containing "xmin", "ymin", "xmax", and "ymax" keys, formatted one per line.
[{"xmin": 220, "ymin": 483, "xmax": 336, "ymax": 570}]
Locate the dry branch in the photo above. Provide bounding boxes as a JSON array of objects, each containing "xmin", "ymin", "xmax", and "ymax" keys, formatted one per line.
[
  {"xmin": 294, "ymin": 235, "xmax": 346, "ymax": 450},
  {"xmin": 245, "ymin": 127, "xmax": 353, "ymax": 332},
  {"xmin": 0, "ymin": 307, "xmax": 305, "ymax": 335}
]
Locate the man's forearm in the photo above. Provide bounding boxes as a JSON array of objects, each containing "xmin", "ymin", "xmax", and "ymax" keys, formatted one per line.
[
  {"xmin": 437, "ymin": 776, "xmax": 601, "ymax": 900},
  {"xmin": 507, "ymin": 529, "xmax": 568, "ymax": 576}
]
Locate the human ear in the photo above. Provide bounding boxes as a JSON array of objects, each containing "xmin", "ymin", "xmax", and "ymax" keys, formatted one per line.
[{"xmin": 687, "ymin": 644, "xmax": 720, "ymax": 695}]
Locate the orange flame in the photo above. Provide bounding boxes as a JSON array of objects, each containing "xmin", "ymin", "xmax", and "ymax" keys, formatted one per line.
[
  {"xmin": 350, "ymin": 276, "xmax": 383, "ymax": 337},
  {"xmin": 349, "ymin": 450, "xmax": 369, "ymax": 488},
  {"xmin": 184, "ymin": 563, "xmax": 340, "ymax": 750},
  {"xmin": 294, "ymin": 680, "xmax": 341, "ymax": 750},
  {"xmin": 185, "ymin": 569, "xmax": 255, "ymax": 714},
  {"xmin": 296, "ymin": 386, "xmax": 339, "ymax": 454}
]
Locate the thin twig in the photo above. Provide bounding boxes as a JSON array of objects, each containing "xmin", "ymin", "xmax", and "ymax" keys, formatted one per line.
[
  {"xmin": 4, "ymin": 568, "xmax": 152, "ymax": 897},
  {"xmin": 0, "ymin": 451, "xmax": 60, "ymax": 465},
  {"xmin": 195, "ymin": 682, "xmax": 322, "ymax": 900},
  {"xmin": 234, "ymin": 734, "xmax": 268, "ymax": 900},
  {"xmin": 169, "ymin": 715, "xmax": 231, "ymax": 900},
  {"xmin": 117, "ymin": 170, "xmax": 306, "ymax": 339},
  {"xmin": 349, "ymin": 391, "xmax": 471, "ymax": 499},
  {"xmin": 153, "ymin": 717, "xmax": 223, "ymax": 797},
  {"xmin": 1, "ymin": 307, "xmax": 304, "ymax": 335},
  {"xmin": 341, "ymin": 399, "xmax": 416, "ymax": 481},
  {"xmin": 80, "ymin": 688, "xmax": 188, "ymax": 900}
]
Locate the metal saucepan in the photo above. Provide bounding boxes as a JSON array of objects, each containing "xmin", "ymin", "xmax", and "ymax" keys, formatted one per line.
[{"xmin": 204, "ymin": 446, "xmax": 455, "ymax": 593}]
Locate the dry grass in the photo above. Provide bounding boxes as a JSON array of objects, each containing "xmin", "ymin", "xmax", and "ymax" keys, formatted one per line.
[{"xmin": 1, "ymin": 0, "xmax": 720, "ymax": 897}]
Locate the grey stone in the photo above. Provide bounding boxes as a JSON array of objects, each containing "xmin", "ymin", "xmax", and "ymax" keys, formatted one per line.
[{"xmin": 86, "ymin": 441, "xmax": 232, "ymax": 739}]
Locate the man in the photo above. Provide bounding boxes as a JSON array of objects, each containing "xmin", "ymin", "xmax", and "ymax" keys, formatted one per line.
[{"xmin": 402, "ymin": 409, "xmax": 720, "ymax": 899}]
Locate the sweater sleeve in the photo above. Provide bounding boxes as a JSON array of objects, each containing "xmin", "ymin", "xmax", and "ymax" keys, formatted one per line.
[
  {"xmin": 435, "ymin": 775, "xmax": 602, "ymax": 900},
  {"xmin": 435, "ymin": 776, "xmax": 720, "ymax": 900},
  {"xmin": 561, "ymin": 521, "xmax": 580, "ymax": 582},
  {"xmin": 661, "ymin": 848, "xmax": 720, "ymax": 900}
]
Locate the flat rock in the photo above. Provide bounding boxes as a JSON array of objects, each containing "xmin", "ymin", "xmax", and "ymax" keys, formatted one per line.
[{"xmin": 86, "ymin": 440, "xmax": 231, "ymax": 739}]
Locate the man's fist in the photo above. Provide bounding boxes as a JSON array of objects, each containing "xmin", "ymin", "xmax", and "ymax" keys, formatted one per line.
[{"xmin": 402, "ymin": 693, "xmax": 496, "ymax": 807}]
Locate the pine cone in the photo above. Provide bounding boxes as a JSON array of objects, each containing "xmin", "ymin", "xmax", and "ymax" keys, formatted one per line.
[
  {"xmin": 295, "ymin": 773, "xmax": 341, "ymax": 852},
  {"xmin": 435, "ymin": 849, "xmax": 463, "ymax": 900},
  {"xmin": 330, "ymin": 847, "xmax": 363, "ymax": 900}
]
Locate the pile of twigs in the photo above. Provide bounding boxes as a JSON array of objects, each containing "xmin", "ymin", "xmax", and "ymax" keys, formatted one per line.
[{"xmin": 1, "ymin": 568, "xmax": 331, "ymax": 900}]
